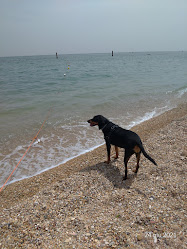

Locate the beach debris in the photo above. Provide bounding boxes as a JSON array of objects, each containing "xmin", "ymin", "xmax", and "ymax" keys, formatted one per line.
[{"xmin": 33, "ymin": 138, "xmax": 41, "ymax": 145}]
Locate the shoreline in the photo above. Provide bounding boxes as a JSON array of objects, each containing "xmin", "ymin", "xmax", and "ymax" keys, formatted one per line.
[
  {"xmin": 0, "ymin": 102, "xmax": 186, "ymax": 248},
  {"xmin": 0, "ymin": 101, "xmax": 186, "ymax": 206},
  {"xmin": 0, "ymin": 103, "xmax": 177, "ymax": 188}
]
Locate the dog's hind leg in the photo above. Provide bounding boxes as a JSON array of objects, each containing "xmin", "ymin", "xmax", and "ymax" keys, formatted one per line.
[
  {"xmin": 133, "ymin": 152, "xmax": 141, "ymax": 173},
  {"xmin": 114, "ymin": 146, "xmax": 119, "ymax": 159},
  {"xmin": 123, "ymin": 150, "xmax": 134, "ymax": 180}
]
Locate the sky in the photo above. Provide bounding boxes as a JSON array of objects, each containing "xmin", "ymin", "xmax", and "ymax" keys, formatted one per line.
[{"xmin": 0, "ymin": 0, "xmax": 187, "ymax": 57}]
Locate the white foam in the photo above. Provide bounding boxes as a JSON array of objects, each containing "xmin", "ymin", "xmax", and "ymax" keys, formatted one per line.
[
  {"xmin": 127, "ymin": 105, "xmax": 171, "ymax": 129},
  {"xmin": 0, "ymin": 144, "xmax": 25, "ymax": 163},
  {"xmin": 60, "ymin": 123, "xmax": 88, "ymax": 130},
  {"xmin": 4, "ymin": 142, "xmax": 105, "ymax": 186},
  {"xmin": 177, "ymin": 87, "xmax": 187, "ymax": 98}
]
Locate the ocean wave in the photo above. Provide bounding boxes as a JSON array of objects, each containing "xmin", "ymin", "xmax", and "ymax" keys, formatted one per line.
[
  {"xmin": 127, "ymin": 105, "xmax": 171, "ymax": 129},
  {"xmin": 167, "ymin": 86, "xmax": 187, "ymax": 98},
  {"xmin": 177, "ymin": 87, "xmax": 187, "ymax": 98}
]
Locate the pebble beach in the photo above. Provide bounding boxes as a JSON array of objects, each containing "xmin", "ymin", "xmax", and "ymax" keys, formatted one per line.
[{"xmin": 0, "ymin": 102, "xmax": 186, "ymax": 248}]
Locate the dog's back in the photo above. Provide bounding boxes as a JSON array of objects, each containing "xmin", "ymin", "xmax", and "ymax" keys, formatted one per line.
[{"xmin": 106, "ymin": 126, "xmax": 142, "ymax": 149}]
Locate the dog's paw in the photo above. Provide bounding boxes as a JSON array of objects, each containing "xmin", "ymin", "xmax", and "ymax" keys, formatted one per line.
[
  {"xmin": 132, "ymin": 169, "xmax": 138, "ymax": 173},
  {"xmin": 123, "ymin": 176, "xmax": 127, "ymax": 181},
  {"xmin": 113, "ymin": 156, "xmax": 118, "ymax": 160},
  {"xmin": 104, "ymin": 160, "xmax": 110, "ymax": 164}
]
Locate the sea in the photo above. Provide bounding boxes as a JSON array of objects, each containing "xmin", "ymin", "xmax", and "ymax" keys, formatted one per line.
[{"xmin": 0, "ymin": 51, "xmax": 187, "ymax": 186}]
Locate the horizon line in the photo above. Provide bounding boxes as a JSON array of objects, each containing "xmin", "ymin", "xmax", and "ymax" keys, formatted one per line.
[{"xmin": 0, "ymin": 50, "xmax": 186, "ymax": 58}]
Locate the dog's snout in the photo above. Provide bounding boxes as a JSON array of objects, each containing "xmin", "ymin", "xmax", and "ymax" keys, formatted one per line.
[{"xmin": 87, "ymin": 119, "xmax": 91, "ymax": 123}]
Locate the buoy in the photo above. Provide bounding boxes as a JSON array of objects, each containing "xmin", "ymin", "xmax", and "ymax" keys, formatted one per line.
[{"xmin": 64, "ymin": 74, "xmax": 66, "ymax": 76}]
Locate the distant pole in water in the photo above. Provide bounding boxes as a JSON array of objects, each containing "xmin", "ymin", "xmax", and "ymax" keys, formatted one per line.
[
  {"xmin": 56, "ymin": 52, "xmax": 58, "ymax": 59},
  {"xmin": 112, "ymin": 50, "xmax": 113, "ymax": 56}
]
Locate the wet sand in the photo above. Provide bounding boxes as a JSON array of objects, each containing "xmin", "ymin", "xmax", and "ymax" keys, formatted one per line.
[{"xmin": 0, "ymin": 102, "xmax": 186, "ymax": 248}]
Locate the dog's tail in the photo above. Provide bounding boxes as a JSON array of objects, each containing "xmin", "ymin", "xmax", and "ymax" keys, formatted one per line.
[{"xmin": 139, "ymin": 143, "xmax": 157, "ymax": 166}]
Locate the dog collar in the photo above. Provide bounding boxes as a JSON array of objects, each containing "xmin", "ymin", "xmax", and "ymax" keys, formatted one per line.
[
  {"xmin": 101, "ymin": 123, "xmax": 109, "ymax": 131},
  {"xmin": 104, "ymin": 124, "xmax": 119, "ymax": 140},
  {"xmin": 110, "ymin": 125, "xmax": 119, "ymax": 130}
]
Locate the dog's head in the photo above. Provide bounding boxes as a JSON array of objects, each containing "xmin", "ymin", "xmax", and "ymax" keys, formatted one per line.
[{"xmin": 87, "ymin": 115, "xmax": 109, "ymax": 129}]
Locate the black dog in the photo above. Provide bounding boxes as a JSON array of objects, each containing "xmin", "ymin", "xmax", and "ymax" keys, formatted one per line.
[{"xmin": 87, "ymin": 115, "xmax": 157, "ymax": 180}]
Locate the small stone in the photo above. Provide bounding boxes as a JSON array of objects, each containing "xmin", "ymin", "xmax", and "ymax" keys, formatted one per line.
[
  {"xmin": 147, "ymin": 215, "xmax": 152, "ymax": 219},
  {"xmin": 150, "ymin": 220, "xmax": 156, "ymax": 224},
  {"xmin": 94, "ymin": 239, "xmax": 99, "ymax": 243},
  {"xmin": 181, "ymin": 150, "xmax": 187, "ymax": 157},
  {"xmin": 64, "ymin": 238, "xmax": 71, "ymax": 243},
  {"xmin": 69, "ymin": 232, "xmax": 77, "ymax": 236},
  {"xmin": 153, "ymin": 235, "xmax": 157, "ymax": 243},
  {"xmin": 137, "ymin": 234, "xmax": 143, "ymax": 241},
  {"xmin": 85, "ymin": 233, "xmax": 91, "ymax": 236}
]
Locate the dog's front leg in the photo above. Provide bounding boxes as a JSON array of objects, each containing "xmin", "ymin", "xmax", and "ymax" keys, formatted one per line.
[{"xmin": 105, "ymin": 141, "xmax": 111, "ymax": 164}]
